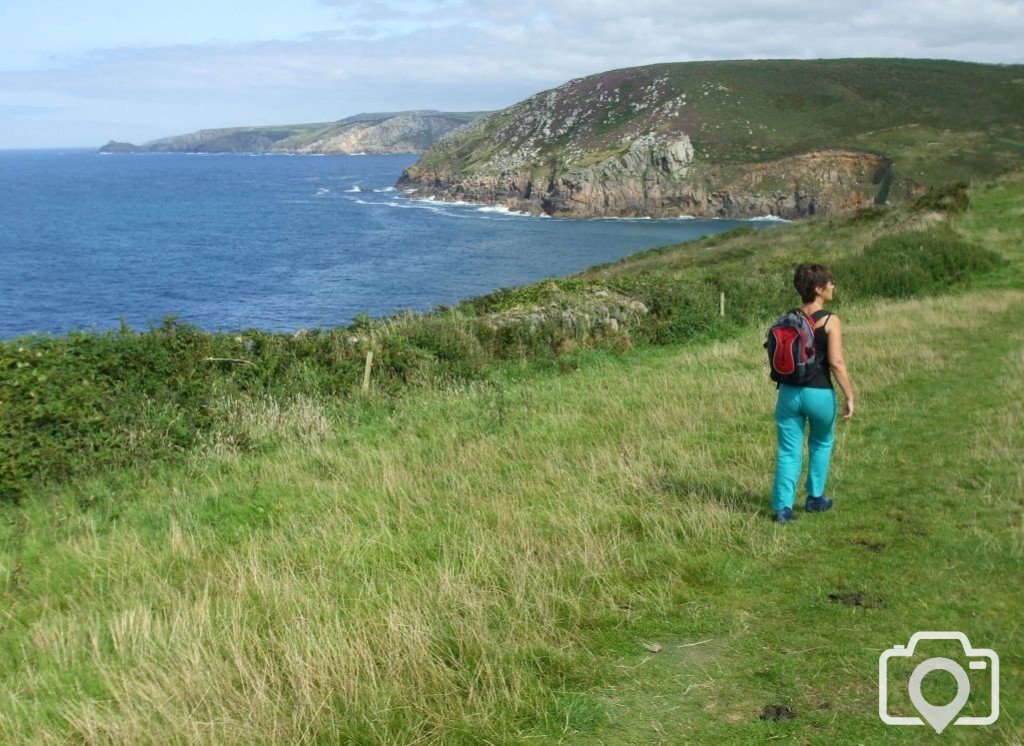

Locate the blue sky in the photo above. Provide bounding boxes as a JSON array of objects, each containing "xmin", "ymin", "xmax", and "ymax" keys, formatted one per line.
[{"xmin": 1, "ymin": 0, "xmax": 1022, "ymax": 148}]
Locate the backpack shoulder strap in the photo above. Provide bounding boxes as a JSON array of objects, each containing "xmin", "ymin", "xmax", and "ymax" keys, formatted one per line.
[{"xmin": 811, "ymin": 309, "xmax": 832, "ymax": 329}]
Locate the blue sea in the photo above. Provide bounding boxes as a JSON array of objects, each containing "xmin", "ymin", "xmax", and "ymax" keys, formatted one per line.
[{"xmin": 0, "ymin": 150, "xmax": 784, "ymax": 340}]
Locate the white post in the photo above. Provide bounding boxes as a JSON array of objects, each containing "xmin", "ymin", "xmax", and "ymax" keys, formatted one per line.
[
  {"xmin": 720, "ymin": 291, "xmax": 725, "ymax": 317},
  {"xmin": 362, "ymin": 349, "xmax": 373, "ymax": 391}
]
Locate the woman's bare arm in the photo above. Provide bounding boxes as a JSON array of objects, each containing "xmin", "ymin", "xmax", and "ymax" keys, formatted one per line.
[{"xmin": 826, "ymin": 315, "xmax": 855, "ymax": 420}]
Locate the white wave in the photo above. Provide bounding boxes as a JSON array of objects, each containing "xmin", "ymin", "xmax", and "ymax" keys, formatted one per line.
[
  {"xmin": 316, "ymin": 187, "xmax": 331, "ymax": 195},
  {"xmin": 343, "ymin": 191, "xmax": 546, "ymax": 221},
  {"xmin": 398, "ymin": 202, "xmax": 517, "ymax": 220},
  {"xmin": 476, "ymin": 205, "xmax": 533, "ymax": 217},
  {"xmin": 345, "ymin": 186, "xmax": 361, "ymax": 192},
  {"xmin": 407, "ymin": 195, "xmax": 475, "ymax": 206},
  {"xmin": 409, "ymin": 195, "xmax": 474, "ymax": 207},
  {"xmin": 348, "ymin": 151, "xmax": 367, "ymax": 156},
  {"xmin": 407, "ymin": 196, "xmax": 481, "ymax": 208},
  {"xmin": 378, "ymin": 186, "xmax": 397, "ymax": 192},
  {"xmin": 747, "ymin": 214, "xmax": 791, "ymax": 223},
  {"xmin": 383, "ymin": 200, "xmax": 443, "ymax": 211},
  {"xmin": 674, "ymin": 214, "xmax": 696, "ymax": 220}
]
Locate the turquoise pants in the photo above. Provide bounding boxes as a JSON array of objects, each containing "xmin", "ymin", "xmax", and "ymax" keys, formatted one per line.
[{"xmin": 771, "ymin": 384, "xmax": 837, "ymax": 511}]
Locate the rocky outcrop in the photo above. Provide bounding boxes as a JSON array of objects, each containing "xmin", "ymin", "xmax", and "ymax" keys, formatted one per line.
[
  {"xmin": 479, "ymin": 284, "xmax": 649, "ymax": 337},
  {"xmin": 99, "ymin": 111, "xmax": 489, "ymax": 155},
  {"xmin": 399, "ymin": 133, "xmax": 911, "ymax": 220}
]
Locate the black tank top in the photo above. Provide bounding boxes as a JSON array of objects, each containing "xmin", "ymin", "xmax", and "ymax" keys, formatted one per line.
[{"xmin": 804, "ymin": 309, "xmax": 832, "ymax": 389}]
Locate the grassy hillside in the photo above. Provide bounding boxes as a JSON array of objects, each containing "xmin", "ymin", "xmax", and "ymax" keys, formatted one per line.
[
  {"xmin": 412, "ymin": 58, "xmax": 1024, "ymax": 192},
  {"xmin": 1, "ymin": 174, "xmax": 1022, "ymax": 741}
]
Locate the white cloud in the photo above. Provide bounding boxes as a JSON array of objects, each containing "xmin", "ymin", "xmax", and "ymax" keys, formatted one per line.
[{"xmin": 1, "ymin": 0, "xmax": 1022, "ymax": 147}]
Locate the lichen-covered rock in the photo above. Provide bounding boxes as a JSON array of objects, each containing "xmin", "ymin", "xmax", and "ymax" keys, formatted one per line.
[{"xmin": 479, "ymin": 286, "xmax": 648, "ymax": 340}]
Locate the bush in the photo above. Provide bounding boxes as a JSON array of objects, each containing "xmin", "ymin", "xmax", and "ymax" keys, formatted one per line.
[
  {"xmin": 457, "ymin": 278, "xmax": 591, "ymax": 315},
  {"xmin": 830, "ymin": 226, "xmax": 1002, "ymax": 299}
]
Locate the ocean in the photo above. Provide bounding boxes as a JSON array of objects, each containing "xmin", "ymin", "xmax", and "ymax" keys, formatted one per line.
[{"xmin": 0, "ymin": 150, "xmax": 784, "ymax": 340}]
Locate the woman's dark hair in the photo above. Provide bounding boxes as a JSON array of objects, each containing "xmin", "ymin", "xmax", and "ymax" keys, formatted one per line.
[{"xmin": 793, "ymin": 263, "xmax": 833, "ymax": 303}]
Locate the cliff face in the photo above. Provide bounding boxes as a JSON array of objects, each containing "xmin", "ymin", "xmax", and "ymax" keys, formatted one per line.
[
  {"xmin": 400, "ymin": 134, "xmax": 913, "ymax": 219},
  {"xmin": 398, "ymin": 59, "xmax": 1023, "ymax": 218},
  {"xmin": 550, "ymin": 145, "xmax": 892, "ymax": 219},
  {"xmin": 99, "ymin": 111, "xmax": 489, "ymax": 155}
]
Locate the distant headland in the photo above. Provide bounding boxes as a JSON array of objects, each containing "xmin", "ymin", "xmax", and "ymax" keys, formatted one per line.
[{"xmin": 99, "ymin": 110, "xmax": 491, "ymax": 155}]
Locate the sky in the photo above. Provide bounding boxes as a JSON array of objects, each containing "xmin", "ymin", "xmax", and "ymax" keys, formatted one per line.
[{"xmin": 1, "ymin": 0, "xmax": 1022, "ymax": 148}]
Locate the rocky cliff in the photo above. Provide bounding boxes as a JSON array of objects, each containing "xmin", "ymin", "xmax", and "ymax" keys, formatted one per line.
[
  {"xmin": 402, "ymin": 135, "xmax": 910, "ymax": 219},
  {"xmin": 398, "ymin": 59, "xmax": 1024, "ymax": 219},
  {"xmin": 100, "ymin": 110, "xmax": 490, "ymax": 155}
]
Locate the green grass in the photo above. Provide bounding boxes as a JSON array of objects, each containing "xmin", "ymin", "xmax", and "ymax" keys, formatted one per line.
[{"xmin": 0, "ymin": 175, "xmax": 1022, "ymax": 741}]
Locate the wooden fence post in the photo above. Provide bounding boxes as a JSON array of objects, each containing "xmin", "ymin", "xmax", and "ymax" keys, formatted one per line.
[
  {"xmin": 720, "ymin": 291, "xmax": 726, "ymax": 317},
  {"xmin": 362, "ymin": 349, "xmax": 373, "ymax": 391}
]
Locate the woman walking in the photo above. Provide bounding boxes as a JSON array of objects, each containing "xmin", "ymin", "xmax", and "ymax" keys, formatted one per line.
[{"xmin": 771, "ymin": 264, "xmax": 855, "ymax": 524}]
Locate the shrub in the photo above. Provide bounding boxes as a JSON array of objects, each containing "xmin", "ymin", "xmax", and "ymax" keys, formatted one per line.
[{"xmin": 830, "ymin": 226, "xmax": 1002, "ymax": 299}]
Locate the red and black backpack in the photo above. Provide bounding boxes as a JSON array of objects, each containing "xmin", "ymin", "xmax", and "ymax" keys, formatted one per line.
[{"xmin": 764, "ymin": 308, "xmax": 828, "ymax": 386}]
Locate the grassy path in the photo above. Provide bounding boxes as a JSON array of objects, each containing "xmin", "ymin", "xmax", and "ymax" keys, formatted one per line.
[{"xmin": 567, "ymin": 288, "xmax": 1024, "ymax": 744}]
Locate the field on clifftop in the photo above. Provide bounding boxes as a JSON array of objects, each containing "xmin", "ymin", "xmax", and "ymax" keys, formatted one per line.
[{"xmin": 1, "ymin": 174, "xmax": 1023, "ymax": 742}]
